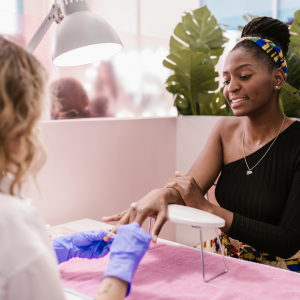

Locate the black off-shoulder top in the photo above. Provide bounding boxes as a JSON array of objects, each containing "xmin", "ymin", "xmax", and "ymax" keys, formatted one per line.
[{"xmin": 215, "ymin": 121, "xmax": 300, "ymax": 258}]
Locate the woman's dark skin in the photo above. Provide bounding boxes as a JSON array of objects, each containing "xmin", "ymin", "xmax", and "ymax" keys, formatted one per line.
[{"xmin": 103, "ymin": 47, "xmax": 294, "ymax": 243}]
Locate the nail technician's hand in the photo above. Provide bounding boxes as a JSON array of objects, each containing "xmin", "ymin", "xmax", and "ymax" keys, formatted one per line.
[
  {"xmin": 53, "ymin": 231, "xmax": 113, "ymax": 264},
  {"xmin": 103, "ymin": 222, "xmax": 151, "ymax": 296},
  {"xmin": 165, "ymin": 171, "xmax": 211, "ymax": 211},
  {"xmin": 102, "ymin": 188, "xmax": 184, "ymax": 243}
]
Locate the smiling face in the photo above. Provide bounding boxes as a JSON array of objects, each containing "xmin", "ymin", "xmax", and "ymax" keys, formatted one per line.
[{"xmin": 223, "ymin": 48, "xmax": 283, "ymax": 117}]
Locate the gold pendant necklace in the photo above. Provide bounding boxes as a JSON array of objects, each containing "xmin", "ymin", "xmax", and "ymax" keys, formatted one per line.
[{"xmin": 242, "ymin": 114, "xmax": 286, "ymax": 175}]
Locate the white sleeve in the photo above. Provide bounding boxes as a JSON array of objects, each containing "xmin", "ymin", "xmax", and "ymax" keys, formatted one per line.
[{"xmin": 5, "ymin": 250, "xmax": 66, "ymax": 300}]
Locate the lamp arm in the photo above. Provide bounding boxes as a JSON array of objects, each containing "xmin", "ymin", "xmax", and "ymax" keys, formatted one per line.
[{"xmin": 25, "ymin": 2, "xmax": 64, "ymax": 54}]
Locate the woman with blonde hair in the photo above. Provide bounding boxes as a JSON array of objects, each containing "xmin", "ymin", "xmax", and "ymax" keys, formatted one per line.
[{"xmin": 0, "ymin": 36, "xmax": 150, "ymax": 300}]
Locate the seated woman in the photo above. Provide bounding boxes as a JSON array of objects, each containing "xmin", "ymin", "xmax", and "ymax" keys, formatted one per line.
[
  {"xmin": 103, "ymin": 17, "xmax": 300, "ymax": 272},
  {"xmin": 0, "ymin": 36, "xmax": 150, "ymax": 300},
  {"xmin": 50, "ymin": 78, "xmax": 90, "ymax": 120}
]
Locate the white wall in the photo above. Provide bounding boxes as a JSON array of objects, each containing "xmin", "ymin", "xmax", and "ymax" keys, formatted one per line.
[
  {"xmin": 22, "ymin": 0, "xmax": 53, "ymax": 17},
  {"xmin": 140, "ymin": 0, "xmax": 201, "ymax": 39},
  {"xmin": 90, "ymin": 0, "xmax": 138, "ymax": 34},
  {"xmin": 0, "ymin": 0, "xmax": 18, "ymax": 13},
  {"xmin": 19, "ymin": 0, "xmax": 201, "ymax": 39},
  {"xmin": 29, "ymin": 117, "xmax": 177, "ymax": 241},
  {"xmin": 176, "ymin": 116, "xmax": 223, "ymax": 174},
  {"xmin": 27, "ymin": 115, "xmax": 233, "ymax": 245},
  {"xmin": 176, "ymin": 116, "xmax": 223, "ymax": 245}
]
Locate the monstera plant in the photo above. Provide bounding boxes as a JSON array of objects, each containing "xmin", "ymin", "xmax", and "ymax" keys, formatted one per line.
[
  {"xmin": 280, "ymin": 9, "xmax": 300, "ymax": 118},
  {"xmin": 239, "ymin": 11, "xmax": 300, "ymax": 118},
  {"xmin": 163, "ymin": 5, "xmax": 229, "ymax": 115},
  {"xmin": 165, "ymin": 6, "xmax": 300, "ymax": 117},
  {"xmin": 289, "ymin": 10, "xmax": 300, "ymax": 57}
]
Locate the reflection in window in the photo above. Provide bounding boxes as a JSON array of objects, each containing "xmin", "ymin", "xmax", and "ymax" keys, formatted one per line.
[{"xmin": 50, "ymin": 78, "xmax": 90, "ymax": 120}]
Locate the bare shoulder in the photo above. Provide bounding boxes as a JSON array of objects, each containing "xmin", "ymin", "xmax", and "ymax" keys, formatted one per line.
[{"xmin": 211, "ymin": 117, "xmax": 242, "ymax": 142}]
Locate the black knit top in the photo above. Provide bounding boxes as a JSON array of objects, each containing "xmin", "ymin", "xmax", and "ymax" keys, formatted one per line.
[{"xmin": 215, "ymin": 121, "xmax": 300, "ymax": 259}]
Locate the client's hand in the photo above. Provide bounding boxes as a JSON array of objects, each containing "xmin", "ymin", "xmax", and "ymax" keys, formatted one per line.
[
  {"xmin": 53, "ymin": 231, "xmax": 113, "ymax": 264},
  {"xmin": 102, "ymin": 188, "xmax": 184, "ymax": 243},
  {"xmin": 164, "ymin": 171, "xmax": 212, "ymax": 211},
  {"xmin": 103, "ymin": 222, "xmax": 151, "ymax": 296}
]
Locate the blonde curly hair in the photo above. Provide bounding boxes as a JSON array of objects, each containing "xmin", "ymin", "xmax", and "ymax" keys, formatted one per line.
[{"xmin": 0, "ymin": 36, "xmax": 47, "ymax": 195}]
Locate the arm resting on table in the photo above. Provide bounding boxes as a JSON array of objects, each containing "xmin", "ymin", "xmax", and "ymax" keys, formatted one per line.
[{"xmin": 95, "ymin": 277, "xmax": 128, "ymax": 300}]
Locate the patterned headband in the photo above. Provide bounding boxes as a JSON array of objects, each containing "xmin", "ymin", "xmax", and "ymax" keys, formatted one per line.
[{"xmin": 237, "ymin": 36, "xmax": 287, "ymax": 74}]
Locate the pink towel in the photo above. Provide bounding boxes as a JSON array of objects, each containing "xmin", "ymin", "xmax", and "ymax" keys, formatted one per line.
[{"xmin": 59, "ymin": 242, "xmax": 300, "ymax": 299}]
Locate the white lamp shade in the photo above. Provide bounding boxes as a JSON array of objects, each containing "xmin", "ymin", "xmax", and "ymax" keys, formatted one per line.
[{"xmin": 52, "ymin": 10, "xmax": 123, "ymax": 67}]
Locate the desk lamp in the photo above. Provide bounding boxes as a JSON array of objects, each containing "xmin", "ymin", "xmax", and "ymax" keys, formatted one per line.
[{"xmin": 26, "ymin": 0, "xmax": 123, "ymax": 66}]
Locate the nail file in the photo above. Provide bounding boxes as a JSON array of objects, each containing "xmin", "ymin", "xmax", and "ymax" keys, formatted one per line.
[{"xmin": 101, "ymin": 229, "xmax": 116, "ymax": 237}]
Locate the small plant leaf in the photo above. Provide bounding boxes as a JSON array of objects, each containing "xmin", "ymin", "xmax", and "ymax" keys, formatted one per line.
[
  {"xmin": 279, "ymin": 83, "xmax": 300, "ymax": 118},
  {"xmin": 171, "ymin": 5, "xmax": 229, "ymax": 65},
  {"xmin": 163, "ymin": 49, "xmax": 219, "ymax": 115}
]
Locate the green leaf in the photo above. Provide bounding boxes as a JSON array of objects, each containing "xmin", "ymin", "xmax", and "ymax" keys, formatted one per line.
[
  {"xmin": 174, "ymin": 94, "xmax": 190, "ymax": 110},
  {"xmin": 164, "ymin": 49, "xmax": 219, "ymax": 115},
  {"xmin": 209, "ymin": 47, "xmax": 224, "ymax": 57},
  {"xmin": 238, "ymin": 25, "xmax": 244, "ymax": 32},
  {"xmin": 164, "ymin": 5, "xmax": 229, "ymax": 115},
  {"xmin": 189, "ymin": 41, "xmax": 210, "ymax": 54},
  {"xmin": 279, "ymin": 83, "xmax": 300, "ymax": 118},
  {"xmin": 182, "ymin": 13, "xmax": 201, "ymax": 38},
  {"xmin": 174, "ymin": 23, "xmax": 195, "ymax": 45},
  {"xmin": 163, "ymin": 59, "xmax": 186, "ymax": 77},
  {"xmin": 200, "ymin": 88, "xmax": 231, "ymax": 116},
  {"xmin": 198, "ymin": 81, "xmax": 219, "ymax": 92},
  {"xmin": 170, "ymin": 5, "xmax": 228, "ymax": 65},
  {"xmin": 243, "ymin": 14, "xmax": 251, "ymax": 23},
  {"xmin": 239, "ymin": 13, "xmax": 260, "ymax": 32},
  {"xmin": 290, "ymin": 10, "xmax": 300, "ymax": 56},
  {"xmin": 286, "ymin": 53, "xmax": 300, "ymax": 90},
  {"xmin": 194, "ymin": 92, "xmax": 215, "ymax": 104},
  {"xmin": 170, "ymin": 36, "xmax": 188, "ymax": 53}
]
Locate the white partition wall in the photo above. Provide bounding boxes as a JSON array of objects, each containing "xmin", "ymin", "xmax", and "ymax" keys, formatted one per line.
[
  {"xmin": 176, "ymin": 116, "xmax": 224, "ymax": 245},
  {"xmin": 29, "ymin": 115, "xmax": 233, "ymax": 244},
  {"xmin": 30, "ymin": 117, "xmax": 177, "ymax": 241}
]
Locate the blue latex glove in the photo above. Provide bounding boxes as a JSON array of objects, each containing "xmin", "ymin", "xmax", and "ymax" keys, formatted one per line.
[
  {"xmin": 53, "ymin": 230, "xmax": 114, "ymax": 264},
  {"xmin": 103, "ymin": 222, "xmax": 152, "ymax": 296}
]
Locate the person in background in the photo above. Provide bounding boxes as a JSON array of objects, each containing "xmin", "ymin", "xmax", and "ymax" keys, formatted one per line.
[
  {"xmin": 94, "ymin": 61, "xmax": 137, "ymax": 117},
  {"xmin": 50, "ymin": 77, "xmax": 90, "ymax": 120},
  {"xmin": 0, "ymin": 36, "xmax": 151, "ymax": 300},
  {"xmin": 89, "ymin": 96, "xmax": 111, "ymax": 118}
]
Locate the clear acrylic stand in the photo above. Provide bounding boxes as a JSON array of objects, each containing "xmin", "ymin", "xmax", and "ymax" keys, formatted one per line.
[
  {"xmin": 194, "ymin": 226, "xmax": 228, "ymax": 282},
  {"xmin": 148, "ymin": 206, "xmax": 228, "ymax": 283}
]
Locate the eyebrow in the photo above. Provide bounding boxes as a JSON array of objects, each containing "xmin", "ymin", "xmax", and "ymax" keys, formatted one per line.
[{"xmin": 223, "ymin": 63, "xmax": 253, "ymax": 74}]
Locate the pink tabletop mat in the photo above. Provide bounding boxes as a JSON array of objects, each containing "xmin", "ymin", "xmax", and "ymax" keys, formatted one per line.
[{"xmin": 59, "ymin": 242, "xmax": 300, "ymax": 299}]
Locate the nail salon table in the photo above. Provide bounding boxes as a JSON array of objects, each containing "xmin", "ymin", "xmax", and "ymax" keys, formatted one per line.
[{"xmin": 51, "ymin": 218, "xmax": 300, "ymax": 300}]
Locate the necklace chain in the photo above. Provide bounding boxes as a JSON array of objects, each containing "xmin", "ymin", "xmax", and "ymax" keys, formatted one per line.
[{"xmin": 242, "ymin": 114, "xmax": 286, "ymax": 175}]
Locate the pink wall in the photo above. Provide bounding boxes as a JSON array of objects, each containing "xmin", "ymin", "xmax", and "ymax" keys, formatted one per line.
[{"xmin": 29, "ymin": 117, "xmax": 177, "ymax": 241}]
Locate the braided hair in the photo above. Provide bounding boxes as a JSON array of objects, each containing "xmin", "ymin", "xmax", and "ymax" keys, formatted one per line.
[{"xmin": 232, "ymin": 17, "xmax": 290, "ymax": 72}]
